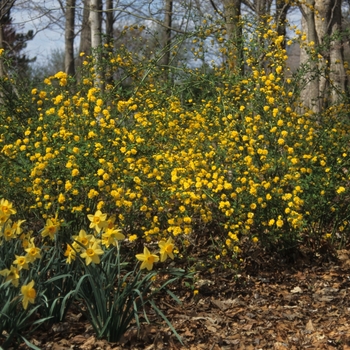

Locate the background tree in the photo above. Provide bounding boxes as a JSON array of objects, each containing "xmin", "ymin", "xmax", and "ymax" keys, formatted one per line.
[
  {"xmin": 65, "ymin": 0, "xmax": 76, "ymax": 75},
  {"xmin": 299, "ymin": 0, "xmax": 346, "ymax": 111},
  {"xmin": 0, "ymin": 1, "xmax": 34, "ymax": 79},
  {"xmin": 0, "ymin": 0, "xmax": 16, "ymax": 77},
  {"xmin": 159, "ymin": 0, "xmax": 173, "ymax": 81},
  {"xmin": 221, "ymin": 0, "xmax": 243, "ymax": 72}
]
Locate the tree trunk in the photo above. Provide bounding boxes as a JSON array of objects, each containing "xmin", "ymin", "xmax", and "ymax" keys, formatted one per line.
[
  {"xmin": 89, "ymin": 0, "xmax": 102, "ymax": 89},
  {"xmin": 315, "ymin": 0, "xmax": 346, "ymax": 103},
  {"xmin": 222, "ymin": 0, "xmax": 243, "ymax": 73},
  {"xmin": 106, "ymin": 0, "xmax": 114, "ymax": 46},
  {"xmin": 65, "ymin": 0, "xmax": 76, "ymax": 76},
  {"xmin": 90, "ymin": 0, "xmax": 102, "ymax": 51},
  {"xmin": 275, "ymin": 0, "xmax": 290, "ymax": 48},
  {"xmin": 254, "ymin": 0, "xmax": 272, "ymax": 17},
  {"xmin": 300, "ymin": 0, "xmax": 346, "ymax": 111},
  {"xmin": 300, "ymin": 0, "xmax": 321, "ymax": 113},
  {"xmin": 159, "ymin": 0, "xmax": 173, "ymax": 81},
  {"xmin": 76, "ymin": 0, "xmax": 91, "ymax": 78}
]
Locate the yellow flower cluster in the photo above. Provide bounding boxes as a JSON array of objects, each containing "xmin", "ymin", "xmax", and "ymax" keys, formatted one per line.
[{"xmin": 1, "ymin": 19, "xmax": 350, "ymax": 260}]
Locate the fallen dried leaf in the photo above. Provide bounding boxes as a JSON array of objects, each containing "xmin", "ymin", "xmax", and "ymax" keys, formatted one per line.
[
  {"xmin": 305, "ymin": 319, "xmax": 314, "ymax": 332},
  {"xmin": 290, "ymin": 286, "xmax": 302, "ymax": 294}
]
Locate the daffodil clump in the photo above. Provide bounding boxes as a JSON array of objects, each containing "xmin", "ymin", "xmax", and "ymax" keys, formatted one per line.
[
  {"xmin": 0, "ymin": 198, "xmax": 180, "ymax": 346},
  {"xmin": 0, "ymin": 199, "xmax": 176, "ymax": 310}
]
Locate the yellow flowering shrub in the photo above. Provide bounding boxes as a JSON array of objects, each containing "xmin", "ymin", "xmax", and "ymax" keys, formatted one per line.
[{"xmin": 1, "ymin": 18, "xmax": 350, "ymax": 262}]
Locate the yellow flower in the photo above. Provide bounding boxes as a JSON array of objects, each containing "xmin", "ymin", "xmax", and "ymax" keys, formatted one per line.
[
  {"xmin": 21, "ymin": 280, "xmax": 36, "ymax": 310},
  {"xmin": 129, "ymin": 234, "xmax": 138, "ymax": 242},
  {"xmin": 73, "ymin": 229, "xmax": 93, "ymax": 251},
  {"xmin": 13, "ymin": 255, "xmax": 29, "ymax": 270},
  {"xmin": 0, "ymin": 265, "xmax": 20, "ymax": 287},
  {"xmin": 158, "ymin": 237, "xmax": 175, "ymax": 262},
  {"xmin": 58, "ymin": 193, "xmax": 65, "ymax": 204},
  {"xmin": 102, "ymin": 227, "xmax": 125, "ymax": 247},
  {"xmin": 41, "ymin": 218, "xmax": 60, "ymax": 240},
  {"xmin": 0, "ymin": 199, "xmax": 16, "ymax": 223},
  {"xmin": 64, "ymin": 244, "xmax": 76, "ymax": 264},
  {"xmin": 80, "ymin": 241, "xmax": 104, "ymax": 265},
  {"xmin": 87, "ymin": 210, "xmax": 108, "ymax": 233},
  {"xmin": 276, "ymin": 217, "xmax": 284, "ymax": 228},
  {"xmin": 87, "ymin": 189, "xmax": 99, "ymax": 199},
  {"xmin": 25, "ymin": 239, "xmax": 42, "ymax": 263},
  {"xmin": 2, "ymin": 220, "xmax": 16, "ymax": 241},
  {"xmin": 136, "ymin": 247, "xmax": 159, "ymax": 270},
  {"xmin": 337, "ymin": 186, "xmax": 346, "ymax": 194}
]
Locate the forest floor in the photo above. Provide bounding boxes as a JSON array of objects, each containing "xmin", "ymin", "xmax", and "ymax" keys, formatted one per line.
[{"xmin": 11, "ymin": 244, "xmax": 350, "ymax": 350}]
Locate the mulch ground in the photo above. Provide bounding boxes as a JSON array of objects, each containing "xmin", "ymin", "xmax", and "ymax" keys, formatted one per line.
[{"xmin": 9, "ymin": 247, "xmax": 350, "ymax": 350}]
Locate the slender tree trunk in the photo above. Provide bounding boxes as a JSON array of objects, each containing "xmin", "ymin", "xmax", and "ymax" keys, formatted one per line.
[
  {"xmin": 76, "ymin": 0, "xmax": 91, "ymax": 79},
  {"xmin": 79, "ymin": 0, "xmax": 91, "ymax": 55},
  {"xmin": 106, "ymin": 0, "xmax": 114, "ymax": 45},
  {"xmin": 159, "ymin": 0, "xmax": 173, "ymax": 81},
  {"xmin": 90, "ymin": 0, "xmax": 102, "ymax": 51},
  {"xmin": 276, "ymin": 0, "xmax": 290, "ymax": 48},
  {"xmin": 90, "ymin": 0, "xmax": 102, "ymax": 88},
  {"xmin": 222, "ymin": 0, "xmax": 243, "ymax": 73},
  {"xmin": 300, "ymin": 0, "xmax": 321, "ymax": 113},
  {"xmin": 254, "ymin": 0, "xmax": 272, "ymax": 17},
  {"xmin": 104, "ymin": 0, "xmax": 114, "ymax": 87},
  {"xmin": 65, "ymin": 0, "xmax": 76, "ymax": 76}
]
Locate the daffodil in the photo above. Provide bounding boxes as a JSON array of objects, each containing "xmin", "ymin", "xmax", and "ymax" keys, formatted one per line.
[
  {"xmin": 12, "ymin": 219, "xmax": 26, "ymax": 235},
  {"xmin": 25, "ymin": 239, "xmax": 42, "ymax": 263},
  {"xmin": 0, "ymin": 198, "xmax": 16, "ymax": 216},
  {"xmin": 158, "ymin": 237, "xmax": 175, "ymax": 262},
  {"xmin": 2, "ymin": 220, "xmax": 16, "ymax": 241},
  {"xmin": 21, "ymin": 280, "xmax": 36, "ymax": 310},
  {"xmin": 0, "ymin": 265, "xmax": 20, "ymax": 287},
  {"xmin": 87, "ymin": 210, "xmax": 108, "ymax": 233},
  {"xmin": 0, "ymin": 199, "xmax": 16, "ymax": 224},
  {"xmin": 73, "ymin": 229, "xmax": 93, "ymax": 251},
  {"xmin": 80, "ymin": 241, "xmax": 104, "ymax": 265},
  {"xmin": 136, "ymin": 247, "xmax": 159, "ymax": 271},
  {"xmin": 41, "ymin": 218, "xmax": 60, "ymax": 240},
  {"xmin": 64, "ymin": 244, "xmax": 76, "ymax": 264},
  {"xmin": 13, "ymin": 255, "xmax": 29, "ymax": 270},
  {"xmin": 102, "ymin": 227, "xmax": 125, "ymax": 248}
]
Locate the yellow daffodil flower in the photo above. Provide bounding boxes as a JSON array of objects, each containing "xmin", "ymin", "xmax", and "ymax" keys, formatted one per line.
[
  {"xmin": 158, "ymin": 237, "xmax": 175, "ymax": 262},
  {"xmin": 80, "ymin": 241, "xmax": 104, "ymax": 265},
  {"xmin": 21, "ymin": 280, "xmax": 36, "ymax": 310},
  {"xmin": 0, "ymin": 265, "xmax": 20, "ymax": 287},
  {"xmin": 87, "ymin": 210, "xmax": 108, "ymax": 233},
  {"xmin": 136, "ymin": 247, "xmax": 159, "ymax": 271}
]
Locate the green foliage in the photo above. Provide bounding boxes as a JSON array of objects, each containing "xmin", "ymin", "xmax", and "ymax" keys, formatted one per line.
[
  {"xmin": 76, "ymin": 246, "xmax": 184, "ymax": 342},
  {"xmin": 0, "ymin": 280, "xmax": 51, "ymax": 349}
]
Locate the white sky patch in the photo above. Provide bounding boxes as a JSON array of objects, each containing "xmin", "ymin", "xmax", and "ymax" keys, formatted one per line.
[{"xmin": 12, "ymin": 0, "xmax": 65, "ymax": 64}]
